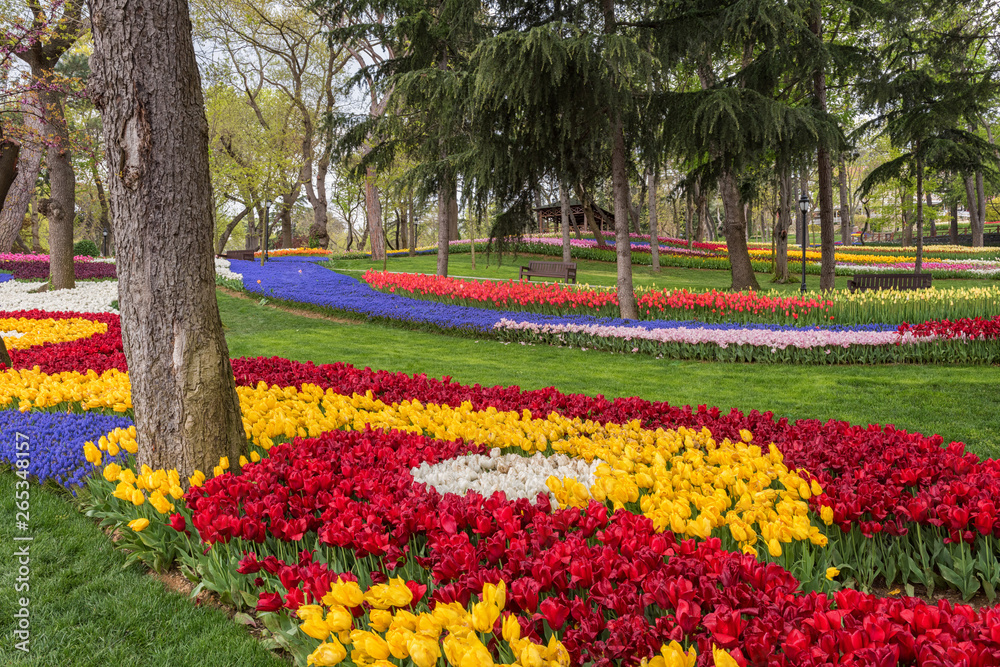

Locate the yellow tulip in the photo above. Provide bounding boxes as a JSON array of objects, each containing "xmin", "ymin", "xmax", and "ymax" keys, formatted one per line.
[
  {"xmin": 501, "ymin": 614, "xmax": 521, "ymax": 642},
  {"xmin": 306, "ymin": 639, "xmax": 347, "ymax": 666},
  {"xmin": 369, "ymin": 608, "xmax": 393, "ymax": 632},
  {"xmin": 826, "ymin": 567, "xmax": 840, "ymax": 580},
  {"xmin": 127, "ymin": 518, "xmax": 149, "ymax": 532},
  {"xmin": 406, "ymin": 635, "xmax": 442, "ymax": 667},
  {"xmin": 323, "ymin": 579, "xmax": 365, "ymax": 609},
  {"xmin": 324, "ymin": 605, "xmax": 354, "ymax": 633},
  {"xmin": 713, "ymin": 646, "xmax": 740, "ymax": 667},
  {"xmin": 300, "ymin": 616, "xmax": 332, "ymax": 641},
  {"xmin": 102, "ymin": 462, "xmax": 122, "ymax": 482}
]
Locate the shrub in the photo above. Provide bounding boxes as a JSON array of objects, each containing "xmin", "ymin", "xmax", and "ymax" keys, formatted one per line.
[{"xmin": 73, "ymin": 239, "xmax": 101, "ymax": 257}]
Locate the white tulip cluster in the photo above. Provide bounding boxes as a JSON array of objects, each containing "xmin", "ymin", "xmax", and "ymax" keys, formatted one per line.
[
  {"xmin": 215, "ymin": 258, "xmax": 243, "ymax": 281},
  {"xmin": 411, "ymin": 448, "xmax": 600, "ymax": 508},
  {"xmin": 0, "ymin": 279, "xmax": 119, "ymax": 313},
  {"xmin": 0, "ymin": 259, "xmax": 242, "ymax": 315}
]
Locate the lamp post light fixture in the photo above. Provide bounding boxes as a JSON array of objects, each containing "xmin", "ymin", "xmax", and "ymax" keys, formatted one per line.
[
  {"xmin": 798, "ymin": 191, "xmax": 810, "ymax": 293},
  {"xmin": 102, "ymin": 228, "xmax": 109, "ymax": 257}
]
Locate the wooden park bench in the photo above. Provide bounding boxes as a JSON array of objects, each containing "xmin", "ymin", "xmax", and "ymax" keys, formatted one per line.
[
  {"xmin": 224, "ymin": 249, "xmax": 256, "ymax": 261},
  {"xmin": 847, "ymin": 273, "xmax": 933, "ymax": 293},
  {"xmin": 519, "ymin": 261, "xmax": 577, "ymax": 284}
]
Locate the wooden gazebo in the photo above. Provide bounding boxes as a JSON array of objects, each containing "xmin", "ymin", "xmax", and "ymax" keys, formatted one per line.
[{"xmin": 534, "ymin": 200, "xmax": 614, "ymax": 233}]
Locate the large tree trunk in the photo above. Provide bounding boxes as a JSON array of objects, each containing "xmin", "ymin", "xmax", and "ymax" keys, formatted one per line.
[
  {"xmin": 367, "ymin": 167, "xmax": 385, "ymax": 260},
  {"xmin": 950, "ymin": 201, "xmax": 959, "ymax": 244},
  {"xmin": 964, "ymin": 175, "xmax": 979, "ymax": 246},
  {"xmin": 0, "ymin": 96, "xmax": 44, "ymax": 252},
  {"xmin": 0, "ymin": 140, "xmax": 19, "ymax": 213},
  {"xmin": 974, "ymin": 170, "xmax": 986, "ymax": 247},
  {"xmin": 685, "ymin": 190, "xmax": 693, "ymax": 248},
  {"xmin": 91, "ymin": 0, "xmax": 246, "ymax": 477},
  {"xmin": 30, "ymin": 201, "xmax": 42, "ymax": 253},
  {"xmin": 575, "ymin": 183, "xmax": 607, "ymax": 247},
  {"xmin": 774, "ymin": 169, "xmax": 793, "ymax": 282},
  {"xmin": 811, "ymin": 5, "xmax": 835, "ymax": 290},
  {"xmin": 695, "ymin": 180, "xmax": 707, "ymax": 242},
  {"xmin": 399, "ymin": 206, "xmax": 408, "ymax": 250},
  {"xmin": 915, "ymin": 144, "xmax": 923, "ymax": 273},
  {"xmin": 610, "ymin": 116, "xmax": 637, "ymax": 319},
  {"xmin": 408, "ymin": 196, "xmax": 416, "ymax": 256},
  {"xmin": 436, "ymin": 176, "xmax": 450, "ymax": 276},
  {"xmin": 927, "ymin": 192, "xmax": 936, "ymax": 237},
  {"xmin": 902, "ymin": 192, "xmax": 913, "ymax": 247},
  {"xmin": 559, "ymin": 182, "xmax": 571, "ymax": 263},
  {"xmin": 39, "ymin": 86, "xmax": 76, "ymax": 289},
  {"xmin": 305, "ymin": 152, "xmax": 330, "ymax": 249},
  {"xmin": 719, "ymin": 170, "xmax": 760, "ymax": 290},
  {"xmin": 648, "ymin": 170, "xmax": 660, "ymax": 272},
  {"xmin": 838, "ymin": 154, "xmax": 852, "ymax": 245},
  {"xmin": 91, "ymin": 161, "xmax": 112, "ymax": 250},
  {"xmin": 448, "ymin": 190, "xmax": 459, "ymax": 240}
]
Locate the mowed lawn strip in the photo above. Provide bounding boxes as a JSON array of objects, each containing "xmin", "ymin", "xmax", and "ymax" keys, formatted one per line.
[
  {"xmin": 218, "ymin": 291, "xmax": 1000, "ymax": 459},
  {"xmin": 0, "ymin": 473, "xmax": 286, "ymax": 667}
]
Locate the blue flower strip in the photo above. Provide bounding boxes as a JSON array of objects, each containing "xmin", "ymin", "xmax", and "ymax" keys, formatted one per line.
[
  {"xmin": 0, "ymin": 410, "xmax": 134, "ymax": 488},
  {"xmin": 229, "ymin": 258, "xmax": 896, "ymax": 333}
]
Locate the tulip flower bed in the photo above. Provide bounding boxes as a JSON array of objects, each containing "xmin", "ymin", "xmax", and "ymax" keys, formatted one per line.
[
  {"xmin": 0, "ymin": 258, "xmax": 118, "ymax": 280},
  {"xmin": 362, "ymin": 270, "xmax": 1000, "ymax": 326},
  {"xmin": 9, "ymin": 308, "xmax": 1000, "ymax": 664},
  {"xmin": 222, "ymin": 259, "xmax": 1000, "ymax": 364}
]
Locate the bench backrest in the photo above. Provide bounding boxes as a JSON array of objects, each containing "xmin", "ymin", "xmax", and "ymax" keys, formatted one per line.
[
  {"xmin": 853, "ymin": 273, "xmax": 932, "ymax": 290},
  {"xmin": 528, "ymin": 261, "xmax": 576, "ymax": 275}
]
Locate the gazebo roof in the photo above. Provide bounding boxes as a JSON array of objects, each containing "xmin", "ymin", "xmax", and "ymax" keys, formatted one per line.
[{"xmin": 534, "ymin": 200, "xmax": 614, "ymax": 219}]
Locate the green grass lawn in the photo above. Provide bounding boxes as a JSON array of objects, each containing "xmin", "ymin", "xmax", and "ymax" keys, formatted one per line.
[
  {"xmin": 326, "ymin": 252, "xmax": 999, "ymax": 292},
  {"xmin": 219, "ymin": 291, "xmax": 1000, "ymax": 459},
  {"xmin": 0, "ymin": 474, "xmax": 286, "ymax": 666}
]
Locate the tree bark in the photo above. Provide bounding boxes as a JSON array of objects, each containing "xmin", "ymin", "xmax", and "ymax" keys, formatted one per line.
[
  {"xmin": 774, "ymin": 169, "xmax": 793, "ymax": 282},
  {"xmin": 0, "ymin": 140, "xmax": 19, "ymax": 212},
  {"xmin": 559, "ymin": 182, "xmax": 571, "ymax": 263},
  {"xmin": 609, "ymin": 116, "xmax": 637, "ymax": 318},
  {"xmin": 950, "ymin": 201, "xmax": 959, "ymax": 244},
  {"xmin": 15, "ymin": 1, "xmax": 82, "ymax": 287},
  {"xmin": 448, "ymin": 190, "xmax": 459, "ymax": 241},
  {"xmin": 399, "ymin": 206, "xmax": 408, "ymax": 250},
  {"xmin": 30, "ymin": 201, "xmax": 42, "ymax": 253},
  {"xmin": 648, "ymin": 170, "xmax": 660, "ymax": 272},
  {"xmin": 685, "ymin": 191, "xmax": 693, "ymax": 247},
  {"xmin": 408, "ymin": 196, "xmax": 416, "ymax": 256},
  {"xmin": 575, "ymin": 183, "xmax": 607, "ymax": 247},
  {"xmin": 719, "ymin": 170, "xmax": 760, "ymax": 290},
  {"xmin": 902, "ymin": 191, "xmax": 913, "ymax": 247},
  {"xmin": 965, "ymin": 175, "xmax": 979, "ymax": 246},
  {"xmin": 436, "ymin": 174, "xmax": 450, "ymax": 276},
  {"xmin": 90, "ymin": 0, "xmax": 246, "ymax": 477},
  {"xmin": 914, "ymin": 142, "xmax": 923, "ymax": 273},
  {"xmin": 0, "ymin": 96, "xmax": 44, "ymax": 252},
  {"xmin": 838, "ymin": 154, "xmax": 852, "ymax": 245},
  {"xmin": 38, "ymin": 87, "xmax": 76, "ymax": 289},
  {"xmin": 974, "ymin": 170, "xmax": 986, "ymax": 247},
  {"xmin": 366, "ymin": 167, "xmax": 385, "ymax": 260}
]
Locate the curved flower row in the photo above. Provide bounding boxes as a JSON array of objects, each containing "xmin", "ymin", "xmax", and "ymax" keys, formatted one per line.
[
  {"xmin": 88, "ymin": 423, "xmax": 1000, "ymax": 666},
  {"xmin": 362, "ymin": 270, "xmax": 1000, "ymax": 328},
  {"xmin": 0, "ymin": 258, "xmax": 118, "ymax": 280},
  {"xmin": 6, "ymin": 308, "xmax": 1000, "ymax": 601}
]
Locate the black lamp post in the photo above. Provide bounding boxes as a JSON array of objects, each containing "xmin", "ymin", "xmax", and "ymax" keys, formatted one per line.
[
  {"xmin": 798, "ymin": 191, "xmax": 810, "ymax": 293},
  {"xmin": 102, "ymin": 228, "xmax": 109, "ymax": 257}
]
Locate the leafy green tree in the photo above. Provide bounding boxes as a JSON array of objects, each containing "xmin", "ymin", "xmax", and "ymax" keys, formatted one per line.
[{"xmin": 856, "ymin": 1, "xmax": 1000, "ymax": 264}]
